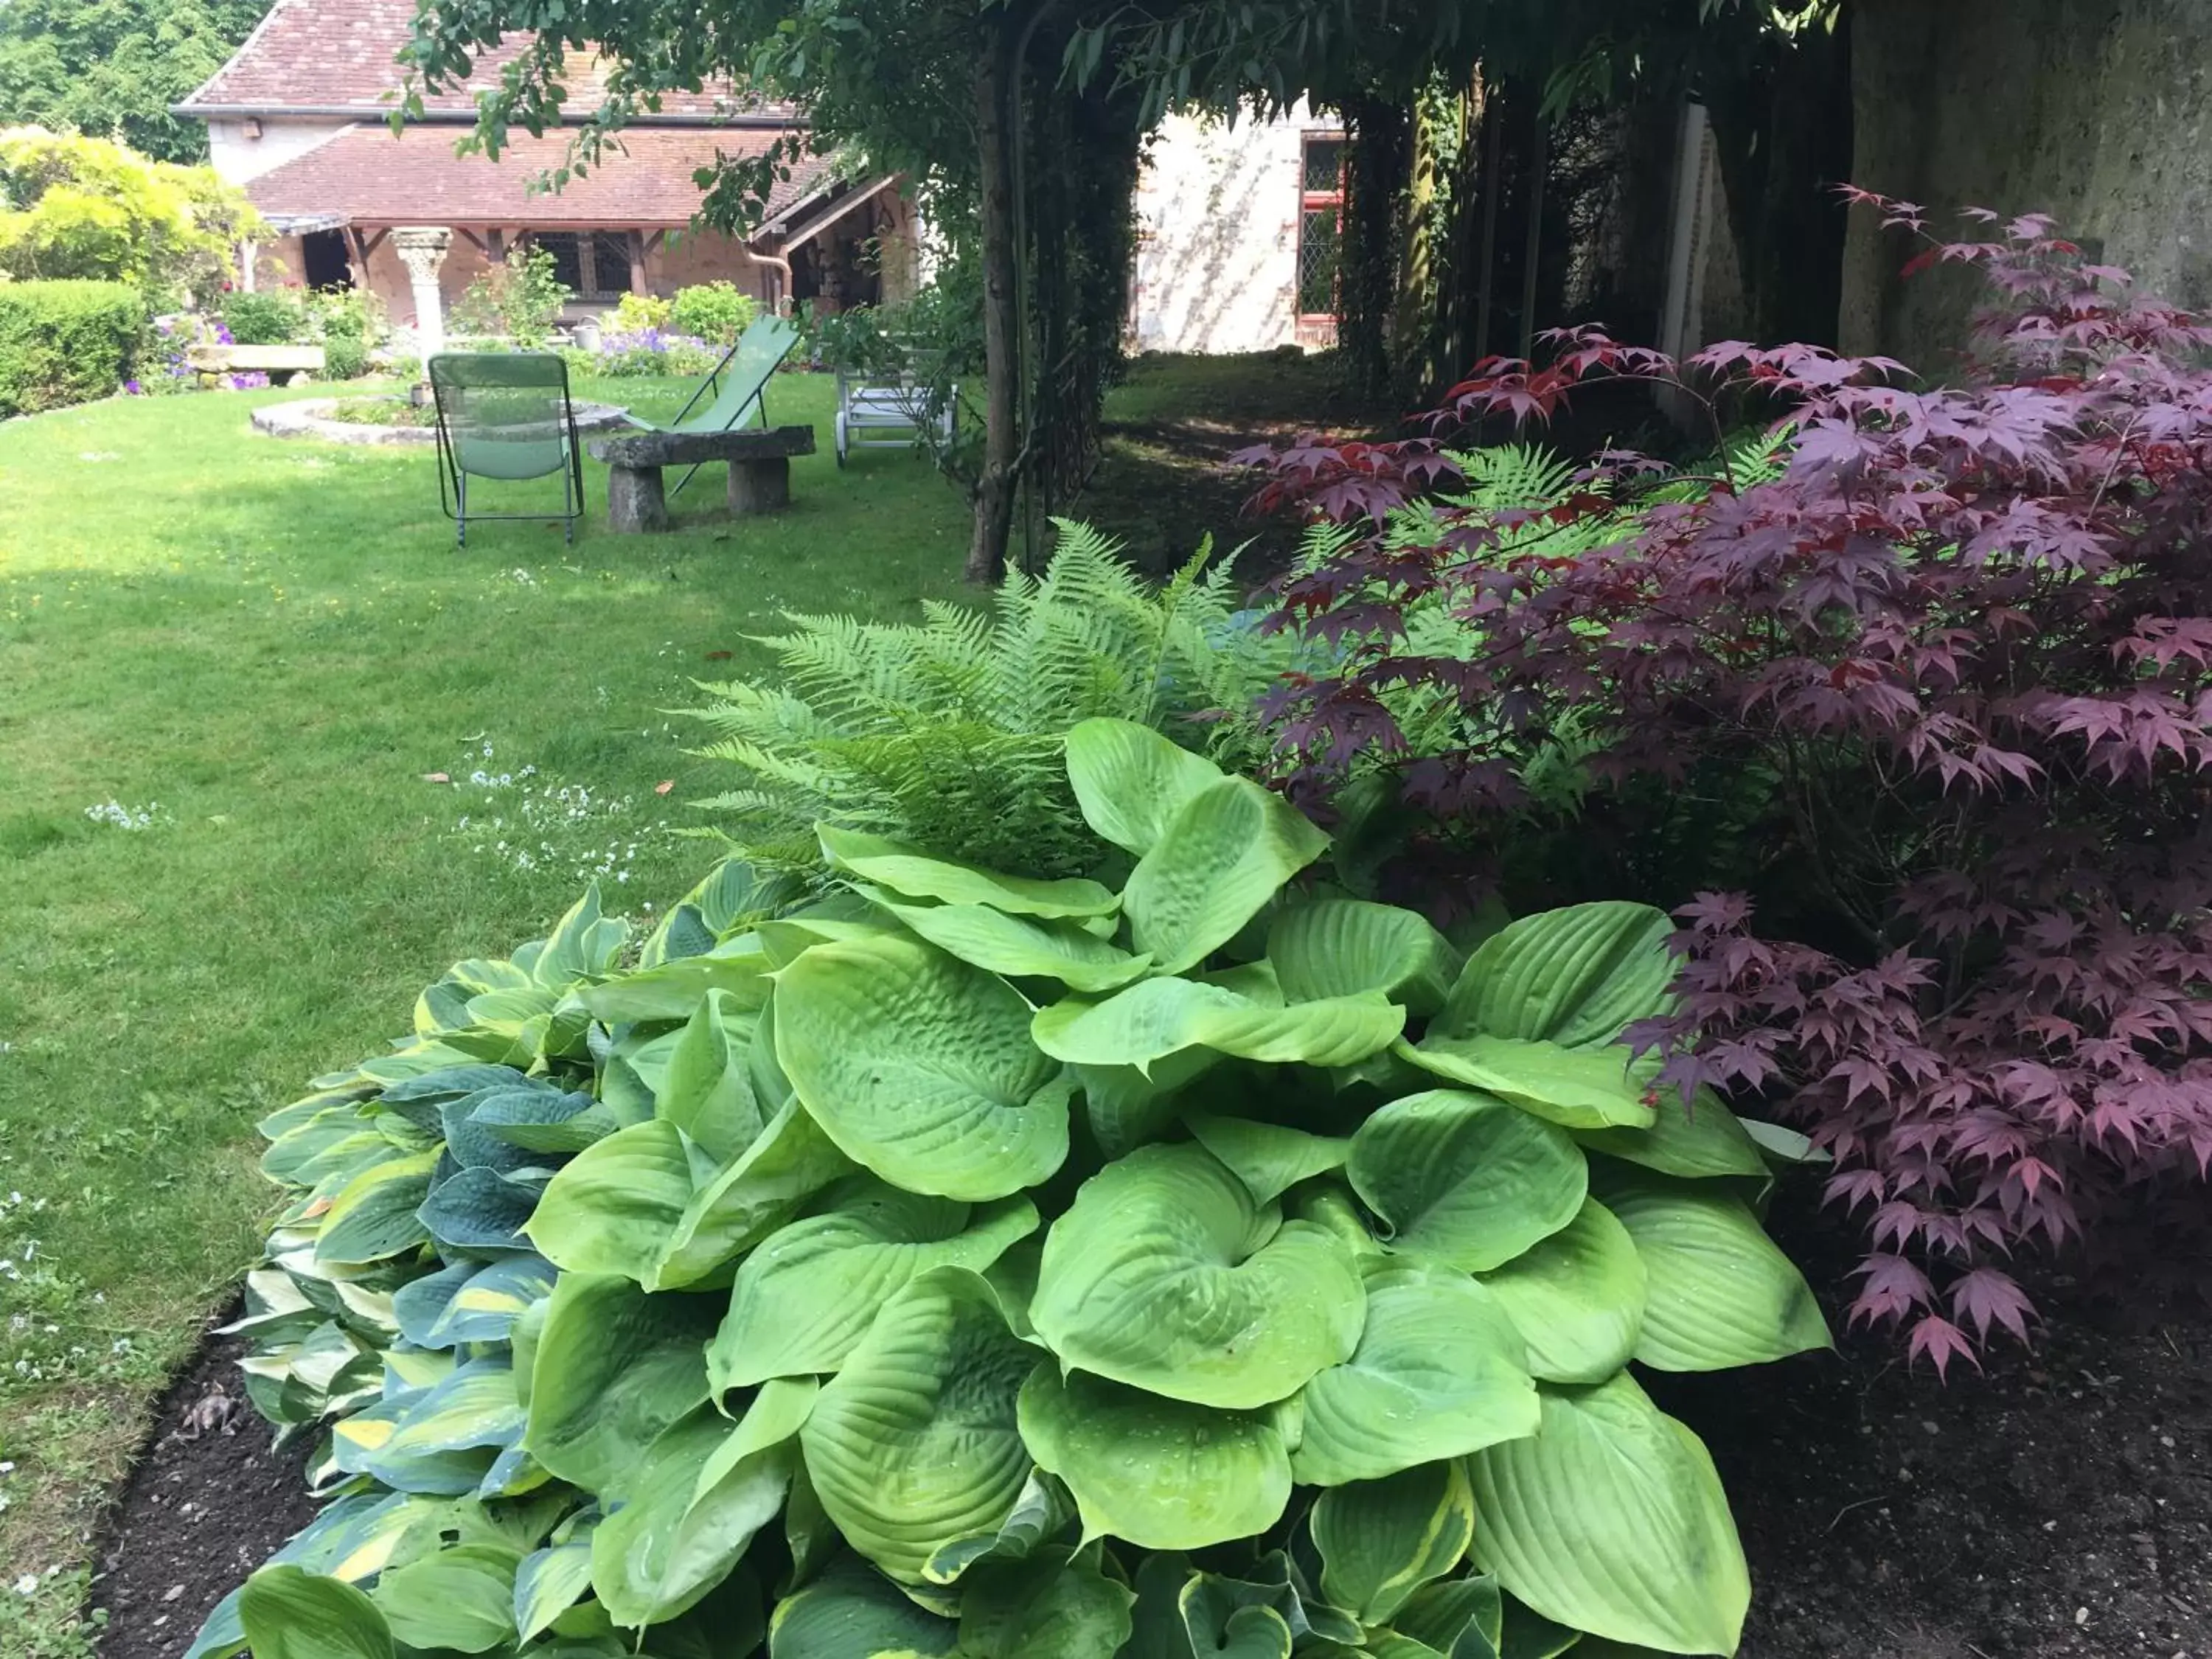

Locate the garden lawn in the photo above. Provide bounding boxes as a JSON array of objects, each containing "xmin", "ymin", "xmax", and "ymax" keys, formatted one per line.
[{"xmin": 0, "ymin": 370, "xmax": 970, "ymax": 1655}]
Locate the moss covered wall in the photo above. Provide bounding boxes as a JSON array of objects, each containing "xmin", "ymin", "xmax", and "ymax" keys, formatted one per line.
[{"xmin": 1843, "ymin": 0, "xmax": 2212, "ymax": 364}]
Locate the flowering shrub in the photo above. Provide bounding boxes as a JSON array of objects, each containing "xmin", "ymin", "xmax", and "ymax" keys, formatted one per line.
[
  {"xmin": 1250, "ymin": 195, "xmax": 2212, "ymax": 1370},
  {"xmin": 123, "ymin": 315, "xmax": 274, "ymax": 395},
  {"xmin": 563, "ymin": 327, "xmax": 722, "ymax": 380}
]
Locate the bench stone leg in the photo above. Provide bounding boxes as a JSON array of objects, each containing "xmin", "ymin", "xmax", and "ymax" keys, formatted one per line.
[
  {"xmin": 728, "ymin": 456, "xmax": 791, "ymax": 515},
  {"xmin": 606, "ymin": 463, "xmax": 669, "ymax": 532}
]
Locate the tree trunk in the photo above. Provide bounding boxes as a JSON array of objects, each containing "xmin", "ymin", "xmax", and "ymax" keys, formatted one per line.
[{"xmin": 967, "ymin": 22, "xmax": 1021, "ymax": 585}]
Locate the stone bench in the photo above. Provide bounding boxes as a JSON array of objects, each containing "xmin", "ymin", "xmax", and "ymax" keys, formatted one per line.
[
  {"xmin": 586, "ymin": 425, "xmax": 818, "ymax": 532},
  {"xmin": 185, "ymin": 343, "xmax": 327, "ymax": 386}
]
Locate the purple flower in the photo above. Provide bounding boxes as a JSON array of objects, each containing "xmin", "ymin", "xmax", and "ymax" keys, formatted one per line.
[
  {"xmin": 214, "ymin": 322, "xmax": 235, "ymax": 346},
  {"xmin": 124, "ymin": 379, "xmax": 145, "ymax": 395}
]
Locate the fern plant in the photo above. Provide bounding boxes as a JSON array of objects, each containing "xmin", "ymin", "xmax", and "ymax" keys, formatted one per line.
[{"xmin": 687, "ymin": 521, "xmax": 1296, "ymax": 880}]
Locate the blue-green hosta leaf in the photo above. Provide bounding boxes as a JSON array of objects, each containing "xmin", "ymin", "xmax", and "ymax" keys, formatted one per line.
[
  {"xmin": 313, "ymin": 1150, "xmax": 438, "ymax": 1267},
  {"xmin": 372, "ymin": 1064, "xmax": 529, "ymax": 1127},
  {"xmin": 526, "ymin": 1119, "xmax": 692, "ymax": 1281},
  {"xmin": 467, "ymin": 1085, "xmax": 616, "ymax": 1156},
  {"xmin": 1500, "ymin": 1594, "xmax": 1592, "ymax": 1659},
  {"xmin": 1267, "ymin": 900, "xmax": 1458, "ymax": 1015},
  {"xmin": 579, "ymin": 935, "xmax": 776, "ymax": 1023},
  {"xmin": 1469, "ymin": 1374, "xmax": 1747, "ymax": 1655},
  {"xmin": 237, "ymin": 1565, "xmax": 394, "ymax": 1659},
  {"xmin": 800, "ymin": 1267, "xmax": 1037, "ymax": 1584},
  {"xmin": 776, "ymin": 936, "xmax": 1068, "ymax": 1202},
  {"xmin": 1742, "ymin": 1118, "xmax": 1823, "ymax": 1166},
  {"xmin": 592, "ymin": 1380, "xmax": 814, "ymax": 1626},
  {"xmin": 1398, "ymin": 1036, "xmax": 1657, "ymax": 1132},
  {"xmin": 1016, "ymin": 1366, "xmax": 1292, "ymax": 1550},
  {"xmin": 920, "ymin": 1469, "xmax": 1074, "ymax": 1585},
  {"xmin": 957, "ymin": 1545, "xmax": 1135, "ymax": 1659},
  {"xmin": 819, "ymin": 824, "xmax": 1119, "ymax": 918},
  {"xmin": 1185, "ymin": 1114, "xmax": 1350, "ymax": 1206},
  {"xmin": 657, "ymin": 988, "xmax": 769, "ymax": 1165},
  {"xmin": 515, "ymin": 1526, "xmax": 597, "ymax": 1643},
  {"xmin": 765, "ymin": 1556, "xmax": 960, "ymax": 1658},
  {"xmin": 1478, "ymin": 1198, "xmax": 1647, "ymax": 1385},
  {"xmin": 419, "ymin": 1166, "xmax": 539, "ymax": 1254},
  {"xmin": 712, "ymin": 1181, "xmax": 1040, "ymax": 1389},
  {"xmin": 1596, "ymin": 1172, "xmax": 1830, "ymax": 1371},
  {"xmin": 439, "ymin": 1091, "xmax": 542, "ymax": 1175},
  {"xmin": 1122, "ymin": 777, "xmax": 1331, "ymax": 976},
  {"xmin": 1293, "ymin": 1261, "xmax": 1538, "ymax": 1487},
  {"xmin": 371, "ymin": 1542, "xmax": 521, "ymax": 1652},
  {"xmin": 654, "ymin": 1098, "xmax": 855, "ymax": 1290},
  {"xmin": 329, "ymin": 1394, "xmax": 487, "ymax": 1496},
  {"xmin": 1310, "ymin": 1460, "xmax": 1478, "ymax": 1625},
  {"xmin": 428, "ymin": 1254, "xmax": 556, "ymax": 1346},
  {"xmin": 391, "ymin": 1260, "xmax": 474, "ymax": 1348},
  {"xmin": 1032, "ymin": 1143, "xmax": 1363, "ymax": 1410},
  {"xmin": 1063, "ymin": 717, "xmax": 1226, "ymax": 857},
  {"xmin": 1394, "ymin": 1574, "xmax": 1505, "ymax": 1657},
  {"xmin": 1032, "ymin": 978, "xmax": 1404, "ymax": 1073},
  {"xmin": 371, "ymin": 1359, "xmax": 523, "ymax": 1464},
  {"xmin": 1348, "ymin": 1090, "xmax": 1587, "ymax": 1273},
  {"xmin": 1573, "ymin": 1088, "xmax": 1767, "ymax": 1180},
  {"xmin": 854, "ymin": 885, "xmax": 1152, "ymax": 992},
  {"xmin": 1436, "ymin": 902, "xmax": 1674, "ymax": 1048},
  {"xmin": 525, "ymin": 1272, "xmax": 717, "ymax": 1490}
]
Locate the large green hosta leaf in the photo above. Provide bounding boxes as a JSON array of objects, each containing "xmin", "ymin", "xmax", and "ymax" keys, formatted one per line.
[
  {"xmin": 767, "ymin": 1557, "xmax": 960, "ymax": 1659},
  {"xmin": 1397, "ymin": 1036, "xmax": 1657, "ymax": 1132},
  {"xmin": 1267, "ymin": 900, "xmax": 1458, "ymax": 1015},
  {"xmin": 819, "ymin": 824, "xmax": 1119, "ymax": 918},
  {"xmin": 1122, "ymin": 778, "xmax": 1331, "ymax": 975},
  {"xmin": 1348, "ymin": 1091, "xmax": 1586, "ymax": 1273},
  {"xmin": 1063, "ymin": 717, "xmax": 1225, "ymax": 857},
  {"xmin": 372, "ymin": 1542, "xmax": 521, "ymax": 1652},
  {"xmin": 1293, "ymin": 1261, "xmax": 1537, "ymax": 1487},
  {"xmin": 1310, "ymin": 1460, "xmax": 1477, "ymax": 1625},
  {"xmin": 655, "ymin": 1099, "xmax": 855, "ymax": 1289},
  {"xmin": 1186, "ymin": 1115, "xmax": 1349, "ymax": 1207},
  {"xmin": 1016, "ymin": 1366, "xmax": 1292, "ymax": 1550},
  {"xmin": 525, "ymin": 1273, "xmax": 717, "ymax": 1490},
  {"xmin": 1032, "ymin": 977, "xmax": 1405, "ymax": 1074},
  {"xmin": 657, "ymin": 988, "xmax": 771, "ymax": 1165},
  {"xmin": 526, "ymin": 1119, "xmax": 692, "ymax": 1281},
  {"xmin": 578, "ymin": 936, "xmax": 776, "ymax": 1024},
  {"xmin": 1468, "ymin": 1374, "xmax": 1747, "ymax": 1655},
  {"xmin": 853, "ymin": 885, "xmax": 1152, "ymax": 992},
  {"xmin": 1597, "ymin": 1172, "xmax": 1830, "ymax": 1371},
  {"xmin": 1031, "ymin": 1143, "xmax": 1363, "ymax": 1410},
  {"xmin": 800, "ymin": 1267, "xmax": 1037, "ymax": 1584},
  {"xmin": 712, "ymin": 1182, "xmax": 1040, "ymax": 1390},
  {"xmin": 237, "ymin": 1565, "xmax": 394, "ymax": 1659},
  {"xmin": 1573, "ymin": 1090, "xmax": 1767, "ymax": 1181},
  {"xmin": 1438, "ymin": 902, "xmax": 1674, "ymax": 1048},
  {"xmin": 776, "ymin": 936, "xmax": 1069, "ymax": 1202},
  {"xmin": 1477, "ymin": 1198, "xmax": 1647, "ymax": 1385},
  {"xmin": 957, "ymin": 1545, "xmax": 1135, "ymax": 1659}
]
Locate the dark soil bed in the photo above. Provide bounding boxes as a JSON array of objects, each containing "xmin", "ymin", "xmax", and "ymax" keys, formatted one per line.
[
  {"xmin": 90, "ymin": 1219, "xmax": 2210, "ymax": 1659},
  {"xmin": 88, "ymin": 1312, "xmax": 316, "ymax": 1659}
]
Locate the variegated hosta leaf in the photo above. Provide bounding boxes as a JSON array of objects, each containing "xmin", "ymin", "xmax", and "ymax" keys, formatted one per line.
[
  {"xmin": 1348, "ymin": 1090, "xmax": 1587, "ymax": 1273},
  {"xmin": 1310, "ymin": 1459, "xmax": 1477, "ymax": 1625},
  {"xmin": 852, "ymin": 883, "xmax": 1152, "ymax": 992},
  {"xmin": 524, "ymin": 1272, "xmax": 717, "ymax": 1491},
  {"xmin": 313, "ymin": 1150, "xmax": 438, "ymax": 1267},
  {"xmin": 765, "ymin": 1557, "xmax": 959, "ymax": 1658},
  {"xmin": 392, "ymin": 1254, "xmax": 555, "ymax": 1349},
  {"xmin": 1267, "ymin": 899, "xmax": 1458, "ymax": 1015},
  {"xmin": 654, "ymin": 1098, "xmax": 855, "ymax": 1288},
  {"xmin": 1032, "ymin": 976, "xmax": 1405, "ymax": 1074},
  {"xmin": 956, "ymin": 1544, "xmax": 1135, "ymax": 1659},
  {"xmin": 1016, "ymin": 1366, "xmax": 1293, "ymax": 1550},
  {"xmin": 1397, "ymin": 1035, "xmax": 1658, "ymax": 1132},
  {"xmin": 1031, "ymin": 1143, "xmax": 1364, "ymax": 1410},
  {"xmin": 1293, "ymin": 1260, "xmax": 1537, "ymax": 1487},
  {"xmin": 711, "ymin": 1180, "xmax": 1039, "ymax": 1390},
  {"xmin": 371, "ymin": 1542, "xmax": 521, "ymax": 1652},
  {"xmin": 513, "ymin": 1524, "xmax": 596, "ymax": 1643},
  {"xmin": 776, "ymin": 935, "xmax": 1070, "ymax": 1202},
  {"xmin": 1478, "ymin": 1197, "xmax": 1648, "ymax": 1385},
  {"xmin": 1121, "ymin": 776, "xmax": 1332, "ymax": 976},
  {"xmin": 1436, "ymin": 901, "xmax": 1674, "ymax": 1048},
  {"xmin": 1596, "ymin": 1171, "xmax": 1831, "ymax": 1371},
  {"xmin": 1392, "ymin": 1573, "xmax": 1503, "ymax": 1656},
  {"xmin": 1468, "ymin": 1374, "xmax": 1748, "ymax": 1655},
  {"xmin": 921, "ymin": 1470, "xmax": 1074, "ymax": 1586},
  {"xmin": 818, "ymin": 824, "xmax": 1119, "ymax": 918},
  {"xmin": 800, "ymin": 1267, "xmax": 1037, "ymax": 1584},
  {"xmin": 1062, "ymin": 716, "xmax": 1226, "ymax": 858}
]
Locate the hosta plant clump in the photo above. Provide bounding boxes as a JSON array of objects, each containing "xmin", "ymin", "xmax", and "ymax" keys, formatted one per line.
[{"xmin": 198, "ymin": 721, "xmax": 1826, "ymax": 1659}]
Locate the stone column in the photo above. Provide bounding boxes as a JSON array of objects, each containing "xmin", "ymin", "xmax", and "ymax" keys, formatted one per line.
[{"xmin": 393, "ymin": 226, "xmax": 454, "ymax": 362}]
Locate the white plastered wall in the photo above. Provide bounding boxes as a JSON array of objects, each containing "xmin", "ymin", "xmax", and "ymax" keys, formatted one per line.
[{"xmin": 204, "ymin": 117, "xmax": 351, "ymax": 185}]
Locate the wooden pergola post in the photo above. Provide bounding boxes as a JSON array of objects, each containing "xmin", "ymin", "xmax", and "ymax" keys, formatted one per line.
[{"xmin": 627, "ymin": 229, "xmax": 649, "ymax": 295}]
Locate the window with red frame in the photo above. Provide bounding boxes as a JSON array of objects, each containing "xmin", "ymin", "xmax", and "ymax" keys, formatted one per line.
[{"xmin": 1296, "ymin": 133, "xmax": 1346, "ymax": 319}]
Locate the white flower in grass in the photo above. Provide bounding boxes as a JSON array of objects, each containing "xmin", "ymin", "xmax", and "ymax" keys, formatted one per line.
[{"xmin": 13, "ymin": 1573, "xmax": 37, "ymax": 1596}]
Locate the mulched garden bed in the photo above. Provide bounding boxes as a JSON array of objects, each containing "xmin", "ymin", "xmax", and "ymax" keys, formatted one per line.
[{"xmin": 88, "ymin": 1210, "xmax": 2209, "ymax": 1659}]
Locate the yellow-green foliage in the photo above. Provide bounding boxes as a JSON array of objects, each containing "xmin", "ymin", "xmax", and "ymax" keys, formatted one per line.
[{"xmin": 0, "ymin": 125, "xmax": 259, "ymax": 305}]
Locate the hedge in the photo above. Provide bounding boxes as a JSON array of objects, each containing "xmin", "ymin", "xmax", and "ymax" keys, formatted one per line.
[{"xmin": 0, "ymin": 279, "xmax": 147, "ymax": 417}]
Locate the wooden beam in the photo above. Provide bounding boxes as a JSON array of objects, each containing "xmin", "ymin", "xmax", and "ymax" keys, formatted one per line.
[
  {"xmin": 642, "ymin": 230, "xmax": 665, "ymax": 257},
  {"xmin": 359, "ymin": 228, "xmax": 390, "ymax": 259},
  {"xmin": 485, "ymin": 228, "xmax": 507, "ymax": 265},
  {"xmin": 627, "ymin": 229, "xmax": 648, "ymax": 295},
  {"xmin": 453, "ymin": 227, "xmax": 488, "ymax": 254},
  {"xmin": 340, "ymin": 225, "xmax": 372, "ymax": 293}
]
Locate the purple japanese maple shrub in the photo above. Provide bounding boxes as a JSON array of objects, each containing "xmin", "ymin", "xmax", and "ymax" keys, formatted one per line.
[{"xmin": 1247, "ymin": 194, "xmax": 2212, "ymax": 1370}]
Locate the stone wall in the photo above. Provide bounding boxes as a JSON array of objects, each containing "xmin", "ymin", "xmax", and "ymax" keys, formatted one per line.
[{"xmin": 1843, "ymin": 0, "xmax": 2212, "ymax": 363}]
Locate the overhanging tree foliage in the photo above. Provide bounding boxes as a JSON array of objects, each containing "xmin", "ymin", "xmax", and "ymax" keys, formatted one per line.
[{"xmin": 0, "ymin": 0, "xmax": 271, "ymax": 164}]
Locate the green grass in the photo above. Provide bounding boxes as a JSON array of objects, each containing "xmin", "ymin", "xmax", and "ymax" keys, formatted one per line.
[{"xmin": 0, "ymin": 369, "xmax": 970, "ymax": 1652}]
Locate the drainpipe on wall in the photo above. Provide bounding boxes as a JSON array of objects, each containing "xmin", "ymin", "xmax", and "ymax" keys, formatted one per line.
[{"xmin": 747, "ymin": 243, "xmax": 793, "ymax": 313}]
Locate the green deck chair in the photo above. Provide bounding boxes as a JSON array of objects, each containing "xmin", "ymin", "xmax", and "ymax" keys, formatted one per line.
[
  {"xmin": 623, "ymin": 313, "xmax": 801, "ymax": 498},
  {"xmin": 430, "ymin": 352, "xmax": 585, "ymax": 548}
]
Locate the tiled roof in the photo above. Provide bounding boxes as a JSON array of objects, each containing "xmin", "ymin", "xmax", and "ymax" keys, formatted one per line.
[
  {"xmin": 179, "ymin": 0, "xmax": 790, "ymax": 119},
  {"xmin": 246, "ymin": 124, "xmax": 832, "ymax": 229}
]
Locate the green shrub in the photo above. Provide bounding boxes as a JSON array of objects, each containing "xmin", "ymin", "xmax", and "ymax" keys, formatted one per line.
[
  {"xmin": 668, "ymin": 278, "xmax": 757, "ymax": 345},
  {"xmin": 319, "ymin": 333, "xmax": 369, "ymax": 380},
  {"xmin": 0, "ymin": 277, "xmax": 144, "ymax": 415},
  {"xmin": 609, "ymin": 290, "xmax": 674, "ymax": 332},
  {"xmin": 219, "ymin": 291, "xmax": 303, "ymax": 345},
  {"xmin": 452, "ymin": 243, "xmax": 571, "ymax": 348}
]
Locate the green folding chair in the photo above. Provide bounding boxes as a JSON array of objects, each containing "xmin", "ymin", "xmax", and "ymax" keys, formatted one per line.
[
  {"xmin": 624, "ymin": 313, "xmax": 801, "ymax": 497},
  {"xmin": 430, "ymin": 352, "xmax": 585, "ymax": 547}
]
